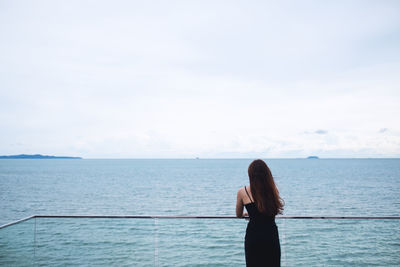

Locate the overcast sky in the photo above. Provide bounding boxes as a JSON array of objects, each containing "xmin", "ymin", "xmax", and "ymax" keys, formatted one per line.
[{"xmin": 1, "ymin": 0, "xmax": 399, "ymax": 158}]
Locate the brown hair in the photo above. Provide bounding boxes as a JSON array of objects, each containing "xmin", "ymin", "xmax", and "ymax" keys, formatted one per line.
[{"xmin": 248, "ymin": 159, "xmax": 284, "ymax": 216}]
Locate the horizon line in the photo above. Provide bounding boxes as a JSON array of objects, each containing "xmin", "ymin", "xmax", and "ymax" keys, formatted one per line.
[{"xmin": 65, "ymin": 157, "xmax": 400, "ymax": 160}]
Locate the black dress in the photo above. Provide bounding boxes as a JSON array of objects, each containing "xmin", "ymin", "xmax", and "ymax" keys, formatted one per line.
[{"xmin": 244, "ymin": 186, "xmax": 281, "ymax": 267}]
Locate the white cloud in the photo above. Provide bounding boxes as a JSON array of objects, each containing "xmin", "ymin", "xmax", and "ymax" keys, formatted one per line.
[{"xmin": 1, "ymin": 0, "xmax": 400, "ymax": 158}]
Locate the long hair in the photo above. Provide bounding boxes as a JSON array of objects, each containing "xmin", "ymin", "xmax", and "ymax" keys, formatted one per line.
[{"xmin": 248, "ymin": 159, "xmax": 284, "ymax": 216}]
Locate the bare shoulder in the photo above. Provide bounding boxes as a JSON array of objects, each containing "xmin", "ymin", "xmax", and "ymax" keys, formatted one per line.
[{"xmin": 237, "ymin": 187, "xmax": 245, "ymax": 197}]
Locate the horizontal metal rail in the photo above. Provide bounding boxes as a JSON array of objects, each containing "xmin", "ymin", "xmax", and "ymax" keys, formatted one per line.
[
  {"xmin": 0, "ymin": 215, "xmax": 35, "ymax": 229},
  {"xmin": 1, "ymin": 215, "xmax": 399, "ymax": 229},
  {"xmin": 34, "ymin": 215, "xmax": 400, "ymax": 220}
]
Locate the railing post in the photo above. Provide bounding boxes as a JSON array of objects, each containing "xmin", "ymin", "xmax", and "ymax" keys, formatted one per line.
[
  {"xmin": 33, "ymin": 217, "xmax": 37, "ymax": 258},
  {"xmin": 154, "ymin": 218, "xmax": 159, "ymax": 267}
]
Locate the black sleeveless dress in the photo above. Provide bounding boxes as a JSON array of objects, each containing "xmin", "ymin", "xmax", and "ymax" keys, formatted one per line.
[{"xmin": 244, "ymin": 186, "xmax": 281, "ymax": 267}]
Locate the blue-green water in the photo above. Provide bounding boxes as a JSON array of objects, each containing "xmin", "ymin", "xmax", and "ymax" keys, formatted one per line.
[{"xmin": 1, "ymin": 159, "xmax": 400, "ymax": 266}]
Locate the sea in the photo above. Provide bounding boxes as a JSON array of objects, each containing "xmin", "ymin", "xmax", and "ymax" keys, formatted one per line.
[{"xmin": 0, "ymin": 158, "xmax": 399, "ymax": 266}]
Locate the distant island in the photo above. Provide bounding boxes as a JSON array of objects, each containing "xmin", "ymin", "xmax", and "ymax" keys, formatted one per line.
[
  {"xmin": 0, "ymin": 154, "xmax": 82, "ymax": 159},
  {"xmin": 307, "ymin": 156, "xmax": 319, "ymax": 159}
]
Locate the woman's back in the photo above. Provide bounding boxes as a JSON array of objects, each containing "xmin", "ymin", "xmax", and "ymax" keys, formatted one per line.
[
  {"xmin": 244, "ymin": 186, "xmax": 275, "ymax": 225},
  {"xmin": 243, "ymin": 185, "xmax": 281, "ymax": 267}
]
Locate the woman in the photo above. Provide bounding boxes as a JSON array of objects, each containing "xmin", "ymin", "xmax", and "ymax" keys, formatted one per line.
[{"xmin": 236, "ymin": 159, "xmax": 284, "ymax": 267}]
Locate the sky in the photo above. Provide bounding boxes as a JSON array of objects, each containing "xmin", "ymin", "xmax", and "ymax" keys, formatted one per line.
[{"xmin": 0, "ymin": 0, "xmax": 399, "ymax": 158}]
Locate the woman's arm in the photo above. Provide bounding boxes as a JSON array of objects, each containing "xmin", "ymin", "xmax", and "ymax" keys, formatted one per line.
[{"xmin": 236, "ymin": 189, "xmax": 244, "ymax": 218}]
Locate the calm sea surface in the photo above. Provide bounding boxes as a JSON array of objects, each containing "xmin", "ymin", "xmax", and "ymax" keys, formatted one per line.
[{"xmin": 1, "ymin": 159, "xmax": 399, "ymax": 266}]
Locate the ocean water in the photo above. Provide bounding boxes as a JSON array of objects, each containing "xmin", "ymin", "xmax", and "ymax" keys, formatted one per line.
[{"xmin": 0, "ymin": 159, "xmax": 399, "ymax": 266}]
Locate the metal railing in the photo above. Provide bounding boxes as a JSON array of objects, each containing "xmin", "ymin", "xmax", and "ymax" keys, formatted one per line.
[{"xmin": 1, "ymin": 215, "xmax": 399, "ymax": 266}]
